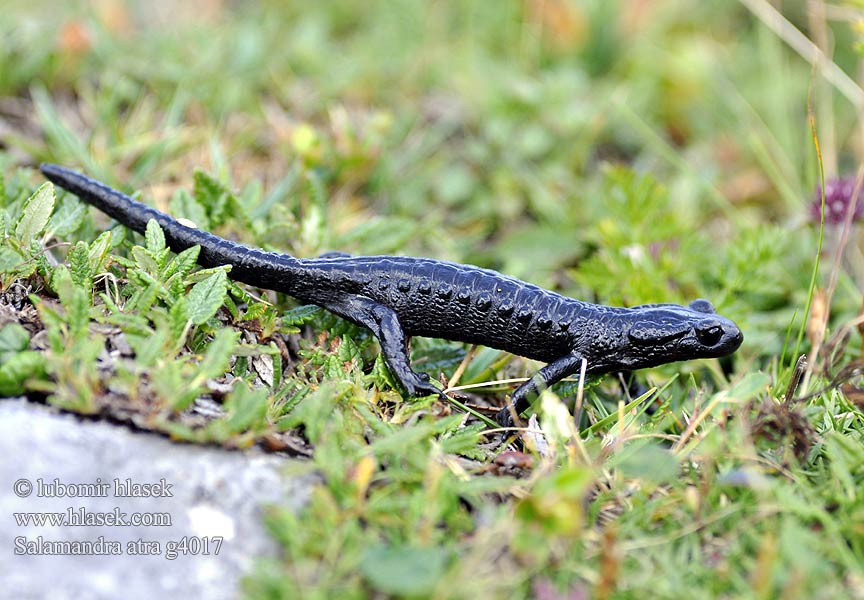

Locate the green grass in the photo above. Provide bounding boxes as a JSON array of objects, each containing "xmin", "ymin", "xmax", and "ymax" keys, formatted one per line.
[{"xmin": 2, "ymin": 0, "xmax": 864, "ymax": 597}]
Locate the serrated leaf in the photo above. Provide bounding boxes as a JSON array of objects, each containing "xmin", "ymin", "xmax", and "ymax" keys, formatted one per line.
[
  {"xmin": 169, "ymin": 297, "xmax": 189, "ymax": 341},
  {"xmin": 165, "ymin": 272, "xmax": 186, "ymax": 298},
  {"xmin": 187, "ymin": 270, "xmax": 228, "ymax": 325},
  {"xmin": 68, "ymin": 289, "xmax": 90, "ymax": 339},
  {"xmin": 198, "ymin": 328, "xmax": 239, "ymax": 379},
  {"xmin": 439, "ymin": 423, "xmax": 485, "ymax": 457},
  {"xmin": 131, "ymin": 246, "xmax": 160, "ymax": 275},
  {"xmin": 49, "ymin": 263, "xmax": 72, "ymax": 296},
  {"xmin": 131, "ymin": 281, "xmax": 160, "ymax": 313},
  {"xmin": 194, "ymin": 169, "xmax": 236, "ymax": 226},
  {"xmin": 164, "ymin": 245, "xmax": 200, "ymax": 279},
  {"xmin": 0, "ymin": 324, "xmax": 30, "ymax": 360},
  {"xmin": 45, "ymin": 198, "xmax": 86, "ymax": 238},
  {"xmin": 88, "ymin": 230, "xmax": 113, "ymax": 274},
  {"xmin": 53, "ymin": 265, "xmax": 89, "ymax": 339},
  {"xmin": 16, "ymin": 182, "xmax": 55, "ymax": 244},
  {"xmin": 67, "ymin": 241, "xmax": 91, "ymax": 289},
  {"xmin": 227, "ymin": 280, "xmax": 254, "ymax": 303},
  {"xmin": 338, "ymin": 335, "xmax": 362, "ymax": 364},
  {"xmin": 239, "ymin": 302, "xmax": 269, "ymax": 322},
  {"xmin": 102, "ymin": 310, "xmax": 153, "ymax": 337},
  {"xmin": 145, "ymin": 219, "xmax": 166, "ymax": 254},
  {"xmin": 0, "ymin": 247, "xmax": 25, "ymax": 274},
  {"xmin": 281, "ymin": 305, "xmax": 323, "ymax": 327},
  {"xmin": 223, "ymin": 382, "xmax": 269, "ymax": 432},
  {"xmin": 111, "ymin": 255, "xmax": 135, "ymax": 269},
  {"xmin": 127, "ymin": 328, "xmax": 168, "ymax": 368},
  {"xmin": 360, "ymin": 545, "xmax": 448, "ymax": 597},
  {"xmin": 222, "ymin": 293, "xmax": 238, "ymax": 320},
  {"xmin": 157, "ymin": 361, "xmax": 197, "ymax": 411},
  {"xmin": 186, "ymin": 265, "xmax": 231, "ymax": 283},
  {"xmin": 169, "ymin": 189, "xmax": 209, "ymax": 229},
  {"xmin": 0, "ymin": 351, "xmax": 48, "ymax": 396},
  {"xmin": 193, "ymin": 169, "xmax": 225, "ymax": 207}
]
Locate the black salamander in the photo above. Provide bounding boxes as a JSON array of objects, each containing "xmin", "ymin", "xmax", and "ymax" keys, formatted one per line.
[{"xmin": 40, "ymin": 164, "xmax": 744, "ymax": 430}]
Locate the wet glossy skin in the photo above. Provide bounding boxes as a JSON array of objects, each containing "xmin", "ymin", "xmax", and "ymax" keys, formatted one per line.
[{"xmin": 40, "ymin": 164, "xmax": 743, "ymax": 429}]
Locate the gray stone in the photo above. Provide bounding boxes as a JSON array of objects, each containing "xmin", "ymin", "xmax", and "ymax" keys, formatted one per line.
[{"xmin": 0, "ymin": 399, "xmax": 316, "ymax": 599}]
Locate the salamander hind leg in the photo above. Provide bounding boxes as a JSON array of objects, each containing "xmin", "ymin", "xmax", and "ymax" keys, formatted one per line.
[{"xmin": 320, "ymin": 295, "xmax": 444, "ymax": 399}]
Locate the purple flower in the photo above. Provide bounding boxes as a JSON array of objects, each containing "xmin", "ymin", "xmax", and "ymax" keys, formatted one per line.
[{"xmin": 810, "ymin": 178, "xmax": 864, "ymax": 225}]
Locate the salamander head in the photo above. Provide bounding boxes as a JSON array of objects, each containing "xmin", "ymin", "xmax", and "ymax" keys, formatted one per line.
[{"xmin": 617, "ymin": 299, "xmax": 743, "ymax": 370}]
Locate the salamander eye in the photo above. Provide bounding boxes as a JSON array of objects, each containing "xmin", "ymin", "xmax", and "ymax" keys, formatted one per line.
[{"xmin": 695, "ymin": 324, "xmax": 723, "ymax": 346}]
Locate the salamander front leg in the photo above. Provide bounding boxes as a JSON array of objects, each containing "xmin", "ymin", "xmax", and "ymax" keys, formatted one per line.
[
  {"xmin": 495, "ymin": 353, "xmax": 585, "ymax": 430},
  {"xmin": 321, "ymin": 295, "xmax": 444, "ymax": 399},
  {"xmin": 369, "ymin": 305, "xmax": 444, "ymax": 398}
]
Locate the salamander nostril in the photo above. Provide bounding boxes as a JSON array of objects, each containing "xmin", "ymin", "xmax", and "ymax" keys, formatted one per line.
[{"xmin": 696, "ymin": 325, "xmax": 723, "ymax": 346}]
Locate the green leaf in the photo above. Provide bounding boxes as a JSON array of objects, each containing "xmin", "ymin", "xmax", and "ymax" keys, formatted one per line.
[
  {"xmin": 0, "ymin": 247, "xmax": 25, "ymax": 274},
  {"xmin": 145, "ymin": 218, "xmax": 166, "ymax": 254},
  {"xmin": 51, "ymin": 264, "xmax": 89, "ymax": 338},
  {"xmin": 193, "ymin": 169, "xmax": 236, "ymax": 226},
  {"xmin": 281, "ymin": 305, "xmax": 323, "ymax": 327},
  {"xmin": 169, "ymin": 297, "xmax": 189, "ymax": 341},
  {"xmin": 187, "ymin": 269, "xmax": 228, "ymax": 325},
  {"xmin": 29, "ymin": 239, "xmax": 50, "ymax": 279},
  {"xmin": 223, "ymin": 382, "xmax": 269, "ymax": 432},
  {"xmin": 612, "ymin": 441, "xmax": 680, "ymax": 484},
  {"xmin": 280, "ymin": 381, "xmax": 348, "ymax": 443},
  {"xmin": 186, "ymin": 265, "xmax": 231, "ymax": 283},
  {"xmin": 131, "ymin": 246, "xmax": 160, "ymax": 275},
  {"xmin": 164, "ymin": 245, "xmax": 201, "ymax": 279},
  {"xmin": 515, "ymin": 466, "xmax": 593, "ymax": 535},
  {"xmin": 360, "ymin": 544, "xmax": 448, "ymax": 597},
  {"xmin": 439, "ymin": 423, "xmax": 485, "ymax": 457},
  {"xmin": 128, "ymin": 328, "xmax": 168, "ymax": 368},
  {"xmin": 129, "ymin": 279, "xmax": 161, "ymax": 314},
  {"xmin": 16, "ymin": 182, "xmax": 55, "ymax": 245},
  {"xmin": 103, "ymin": 310, "xmax": 152, "ymax": 337},
  {"xmin": 0, "ymin": 351, "xmax": 48, "ymax": 396},
  {"xmin": 825, "ymin": 433, "xmax": 863, "ymax": 501},
  {"xmin": 717, "ymin": 371, "xmax": 771, "ymax": 403},
  {"xmin": 337, "ymin": 335, "xmax": 362, "ymax": 364},
  {"xmin": 198, "ymin": 328, "xmax": 239, "ymax": 379},
  {"xmin": 170, "ymin": 189, "xmax": 209, "ymax": 229},
  {"xmin": 239, "ymin": 301, "xmax": 269, "ymax": 322},
  {"xmin": 165, "ymin": 272, "xmax": 186, "ymax": 298},
  {"xmin": 45, "ymin": 198, "xmax": 86, "ymax": 238},
  {"xmin": 227, "ymin": 280, "xmax": 254, "ymax": 304},
  {"xmin": 88, "ymin": 231, "xmax": 113, "ymax": 274},
  {"xmin": 67, "ymin": 241, "xmax": 91, "ymax": 289},
  {"xmin": 155, "ymin": 361, "xmax": 197, "ymax": 410},
  {"xmin": 0, "ymin": 324, "xmax": 30, "ymax": 360}
]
